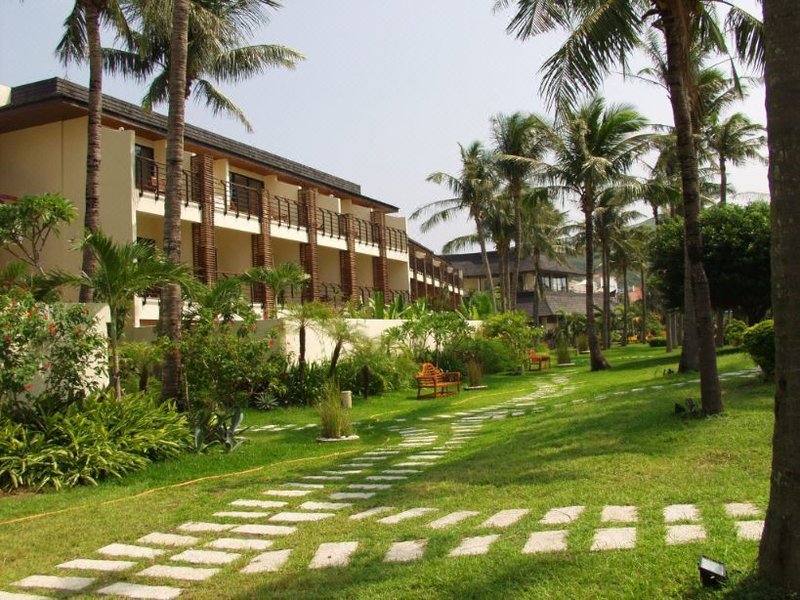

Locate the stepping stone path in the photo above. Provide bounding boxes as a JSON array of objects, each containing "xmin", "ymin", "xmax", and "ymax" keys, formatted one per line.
[
  {"xmin": 449, "ymin": 535, "xmax": 499, "ymax": 557},
  {"xmin": 665, "ymin": 524, "xmax": 706, "ymax": 545},
  {"xmin": 58, "ymin": 559, "xmax": 136, "ymax": 572},
  {"xmin": 481, "ymin": 509, "xmax": 529, "ymax": 528},
  {"xmin": 522, "ymin": 530, "xmax": 568, "ymax": 554},
  {"xmin": 97, "ymin": 582, "xmax": 182, "ymax": 599},
  {"xmin": 264, "ymin": 489, "xmax": 312, "ymax": 497},
  {"xmin": 99, "ymin": 544, "xmax": 165, "ymax": 559},
  {"xmin": 601, "ymin": 505, "xmax": 638, "ymax": 523},
  {"xmin": 207, "ymin": 538, "xmax": 273, "ymax": 551},
  {"xmin": 14, "ymin": 576, "xmax": 95, "ymax": 592},
  {"xmin": 428, "ymin": 511, "xmax": 480, "ymax": 529},
  {"xmin": 540, "ymin": 506, "xmax": 585, "ymax": 525},
  {"xmin": 379, "ymin": 508, "xmax": 438, "ymax": 525},
  {"xmin": 170, "ymin": 550, "xmax": 241, "ymax": 565},
  {"xmin": 269, "ymin": 511, "xmax": 334, "ymax": 523},
  {"xmin": 591, "ymin": 527, "xmax": 637, "ymax": 551},
  {"xmin": 178, "ymin": 522, "xmax": 234, "ymax": 533},
  {"xmin": 299, "ymin": 501, "xmax": 352, "ymax": 510},
  {"xmin": 231, "ymin": 524, "xmax": 296, "ymax": 536},
  {"xmin": 664, "ymin": 504, "xmax": 700, "ymax": 523},
  {"xmin": 230, "ymin": 499, "xmax": 286, "ymax": 509},
  {"xmin": 385, "ymin": 539, "xmax": 427, "ymax": 563},
  {"xmin": 725, "ymin": 502, "xmax": 761, "ymax": 518},
  {"xmin": 351, "ymin": 507, "xmax": 395, "ymax": 520},
  {"xmin": 309, "ymin": 542, "xmax": 359, "ymax": 568},
  {"xmin": 138, "ymin": 565, "xmax": 218, "ymax": 581},
  {"xmin": 331, "ymin": 492, "xmax": 374, "ymax": 500},
  {"xmin": 736, "ymin": 520, "xmax": 764, "ymax": 541},
  {"xmin": 240, "ymin": 550, "xmax": 292, "ymax": 574},
  {"xmin": 138, "ymin": 533, "xmax": 199, "ymax": 547}
]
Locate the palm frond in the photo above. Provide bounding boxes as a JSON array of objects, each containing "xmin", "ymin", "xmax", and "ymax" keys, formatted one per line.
[{"xmin": 192, "ymin": 79, "xmax": 253, "ymax": 132}]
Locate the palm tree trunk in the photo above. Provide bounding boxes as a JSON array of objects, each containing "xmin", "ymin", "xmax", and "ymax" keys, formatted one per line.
[
  {"xmin": 474, "ymin": 214, "xmax": 497, "ymax": 313},
  {"xmin": 759, "ymin": 0, "xmax": 800, "ymax": 588},
  {"xmin": 679, "ymin": 249, "xmax": 699, "ymax": 371},
  {"xmin": 160, "ymin": 0, "xmax": 190, "ymax": 409},
  {"xmin": 584, "ymin": 203, "xmax": 610, "ymax": 371},
  {"xmin": 719, "ymin": 155, "xmax": 728, "ymax": 205},
  {"xmin": 640, "ymin": 265, "xmax": 647, "ymax": 344},
  {"xmin": 622, "ymin": 259, "xmax": 629, "ymax": 345},
  {"xmin": 533, "ymin": 247, "xmax": 541, "ymax": 324},
  {"xmin": 661, "ymin": 1, "xmax": 721, "ymax": 413},
  {"xmin": 511, "ymin": 181, "xmax": 522, "ymax": 310},
  {"xmin": 497, "ymin": 244, "xmax": 509, "ymax": 312},
  {"xmin": 79, "ymin": 2, "xmax": 103, "ymax": 303},
  {"xmin": 602, "ymin": 237, "xmax": 611, "ymax": 349}
]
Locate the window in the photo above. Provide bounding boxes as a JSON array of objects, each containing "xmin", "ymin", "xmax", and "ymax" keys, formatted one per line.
[{"xmin": 230, "ymin": 172, "xmax": 264, "ymax": 215}]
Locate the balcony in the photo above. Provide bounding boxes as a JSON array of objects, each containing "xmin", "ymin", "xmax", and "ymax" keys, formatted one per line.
[
  {"xmin": 214, "ymin": 179, "xmax": 262, "ymax": 220},
  {"xmin": 270, "ymin": 195, "xmax": 306, "ymax": 230},
  {"xmin": 135, "ymin": 156, "xmax": 195, "ymax": 207},
  {"xmin": 352, "ymin": 217, "xmax": 379, "ymax": 247},
  {"xmin": 386, "ymin": 227, "xmax": 408, "ymax": 253},
  {"xmin": 316, "ymin": 207, "xmax": 345, "ymax": 239}
]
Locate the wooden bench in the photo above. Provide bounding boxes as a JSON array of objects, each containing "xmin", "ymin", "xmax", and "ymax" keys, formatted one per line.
[
  {"xmin": 528, "ymin": 349, "xmax": 552, "ymax": 371},
  {"xmin": 416, "ymin": 362, "xmax": 461, "ymax": 399}
]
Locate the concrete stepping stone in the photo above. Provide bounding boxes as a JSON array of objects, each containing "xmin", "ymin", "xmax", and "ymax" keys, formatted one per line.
[
  {"xmin": 138, "ymin": 565, "xmax": 218, "ymax": 582},
  {"xmin": 330, "ymin": 492, "xmax": 375, "ymax": 500},
  {"xmin": 0, "ymin": 592, "xmax": 52, "ymax": 600},
  {"xmin": 725, "ymin": 503, "xmax": 761, "ymax": 518},
  {"xmin": 206, "ymin": 538, "xmax": 273, "ymax": 551},
  {"xmin": 736, "ymin": 520, "xmax": 764, "ymax": 541},
  {"xmin": 449, "ymin": 534, "xmax": 499, "ymax": 557},
  {"xmin": 481, "ymin": 509, "xmax": 530, "ymax": 528},
  {"xmin": 379, "ymin": 508, "xmax": 438, "ymax": 525},
  {"xmin": 264, "ymin": 489, "xmax": 312, "ymax": 497},
  {"xmin": 590, "ymin": 527, "xmax": 637, "ymax": 551},
  {"xmin": 385, "ymin": 539, "xmax": 427, "ymax": 563},
  {"xmin": 138, "ymin": 533, "xmax": 199, "ymax": 547},
  {"xmin": 97, "ymin": 582, "xmax": 182, "ymax": 599},
  {"xmin": 309, "ymin": 542, "xmax": 359, "ymax": 568},
  {"xmin": 383, "ymin": 469, "xmax": 419, "ymax": 474},
  {"xmin": 170, "ymin": 549, "xmax": 241, "ymax": 565},
  {"xmin": 240, "ymin": 549, "xmax": 292, "ymax": 574},
  {"xmin": 231, "ymin": 524, "xmax": 296, "ymax": 536},
  {"xmin": 428, "ymin": 511, "xmax": 480, "ymax": 529},
  {"xmin": 230, "ymin": 499, "xmax": 286, "ymax": 509},
  {"xmin": 351, "ymin": 506, "xmax": 395, "ymax": 520},
  {"xmin": 300, "ymin": 501, "xmax": 352, "ymax": 511},
  {"xmin": 303, "ymin": 476, "xmax": 344, "ymax": 481},
  {"xmin": 284, "ymin": 482, "xmax": 325, "ymax": 488},
  {"xmin": 522, "ymin": 530, "xmax": 568, "ymax": 554},
  {"xmin": 395, "ymin": 462, "xmax": 434, "ymax": 467},
  {"xmin": 408, "ymin": 455, "xmax": 441, "ymax": 460},
  {"xmin": 177, "ymin": 522, "xmax": 235, "ymax": 533},
  {"xmin": 269, "ymin": 512, "xmax": 335, "ymax": 523},
  {"xmin": 58, "ymin": 558, "xmax": 136, "ymax": 572},
  {"xmin": 99, "ymin": 544, "xmax": 165, "ymax": 559},
  {"xmin": 366, "ymin": 476, "xmax": 407, "ymax": 481},
  {"xmin": 601, "ymin": 506, "xmax": 638, "ymax": 523},
  {"xmin": 213, "ymin": 511, "xmax": 269, "ymax": 519},
  {"xmin": 540, "ymin": 506, "xmax": 585, "ymax": 525},
  {"xmin": 359, "ymin": 456, "xmax": 388, "ymax": 461},
  {"xmin": 324, "ymin": 470, "xmax": 362, "ymax": 475},
  {"xmin": 365, "ymin": 451, "xmax": 399, "ymax": 455},
  {"xmin": 348, "ymin": 484, "xmax": 392, "ymax": 490},
  {"xmin": 664, "ymin": 504, "xmax": 700, "ymax": 523},
  {"xmin": 13, "ymin": 575, "xmax": 95, "ymax": 591},
  {"xmin": 666, "ymin": 524, "xmax": 707, "ymax": 545}
]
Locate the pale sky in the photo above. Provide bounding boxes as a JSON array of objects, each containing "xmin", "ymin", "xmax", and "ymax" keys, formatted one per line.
[{"xmin": 0, "ymin": 1, "xmax": 768, "ymax": 253}]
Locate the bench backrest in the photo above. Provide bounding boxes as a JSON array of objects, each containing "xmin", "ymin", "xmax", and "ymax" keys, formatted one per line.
[{"xmin": 417, "ymin": 362, "xmax": 443, "ymax": 379}]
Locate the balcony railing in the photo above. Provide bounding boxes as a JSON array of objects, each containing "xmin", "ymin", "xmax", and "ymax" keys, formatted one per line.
[
  {"xmin": 214, "ymin": 180, "xmax": 262, "ymax": 220},
  {"xmin": 385, "ymin": 227, "xmax": 408, "ymax": 253},
  {"xmin": 135, "ymin": 156, "xmax": 194, "ymax": 207},
  {"xmin": 320, "ymin": 282, "xmax": 344, "ymax": 306},
  {"xmin": 270, "ymin": 195, "xmax": 306, "ymax": 229},
  {"xmin": 316, "ymin": 207, "xmax": 345, "ymax": 239},
  {"xmin": 352, "ymin": 217, "xmax": 379, "ymax": 246}
]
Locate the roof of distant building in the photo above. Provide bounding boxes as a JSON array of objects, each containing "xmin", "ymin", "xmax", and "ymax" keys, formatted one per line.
[{"xmin": 442, "ymin": 251, "xmax": 582, "ymax": 278}]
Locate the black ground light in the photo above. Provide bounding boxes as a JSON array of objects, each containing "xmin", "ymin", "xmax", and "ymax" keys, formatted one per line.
[{"xmin": 698, "ymin": 556, "xmax": 728, "ymax": 587}]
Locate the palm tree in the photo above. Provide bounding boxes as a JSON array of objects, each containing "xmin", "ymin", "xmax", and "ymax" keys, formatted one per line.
[
  {"xmin": 244, "ymin": 262, "xmax": 309, "ymax": 317},
  {"xmin": 56, "ymin": 1, "xmax": 130, "ymax": 302},
  {"xmin": 112, "ymin": 0, "xmax": 302, "ymax": 131},
  {"xmin": 759, "ymin": 0, "xmax": 800, "ymax": 587},
  {"xmin": 542, "ymin": 97, "xmax": 650, "ymax": 371},
  {"xmin": 706, "ymin": 112, "xmax": 766, "ymax": 205},
  {"xmin": 493, "ymin": 0, "xmax": 762, "ymax": 412},
  {"xmin": 491, "ymin": 112, "xmax": 548, "ymax": 308},
  {"xmin": 160, "ymin": 0, "xmax": 190, "ymax": 407},
  {"xmin": 415, "ymin": 142, "xmax": 498, "ymax": 313},
  {"xmin": 55, "ymin": 231, "xmax": 189, "ymax": 399}
]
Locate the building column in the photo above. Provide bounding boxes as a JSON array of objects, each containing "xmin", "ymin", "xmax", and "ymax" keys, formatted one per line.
[
  {"xmin": 251, "ymin": 189, "xmax": 275, "ymax": 316},
  {"xmin": 340, "ymin": 214, "xmax": 357, "ymax": 301},
  {"xmin": 371, "ymin": 211, "xmax": 389, "ymax": 295},
  {"xmin": 191, "ymin": 153, "xmax": 216, "ymax": 284},
  {"xmin": 299, "ymin": 188, "xmax": 320, "ymax": 302}
]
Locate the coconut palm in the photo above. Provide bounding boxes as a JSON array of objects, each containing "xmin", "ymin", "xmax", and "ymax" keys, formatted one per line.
[
  {"xmin": 414, "ymin": 142, "xmax": 499, "ymax": 313},
  {"xmin": 543, "ymin": 97, "xmax": 650, "ymax": 370},
  {"xmin": 493, "ymin": 0, "xmax": 763, "ymax": 412},
  {"xmin": 706, "ymin": 112, "xmax": 766, "ymax": 205},
  {"xmin": 111, "ymin": 0, "xmax": 302, "ymax": 131},
  {"xmin": 56, "ymin": 1, "xmax": 130, "ymax": 302},
  {"xmin": 491, "ymin": 112, "xmax": 549, "ymax": 308},
  {"xmin": 760, "ymin": 0, "xmax": 800, "ymax": 586},
  {"xmin": 159, "ymin": 0, "xmax": 190, "ymax": 407},
  {"xmin": 54, "ymin": 231, "xmax": 190, "ymax": 399}
]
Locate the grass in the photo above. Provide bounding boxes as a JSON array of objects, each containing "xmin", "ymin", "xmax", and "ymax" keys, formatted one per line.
[{"xmin": 0, "ymin": 345, "xmax": 784, "ymax": 599}]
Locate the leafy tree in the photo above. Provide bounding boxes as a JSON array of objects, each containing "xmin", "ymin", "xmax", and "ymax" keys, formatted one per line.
[
  {"xmin": 0, "ymin": 193, "xmax": 76, "ymax": 275},
  {"xmin": 759, "ymin": 0, "xmax": 800, "ymax": 587},
  {"xmin": 482, "ymin": 311, "xmax": 541, "ymax": 372},
  {"xmin": 244, "ymin": 262, "xmax": 309, "ymax": 317}
]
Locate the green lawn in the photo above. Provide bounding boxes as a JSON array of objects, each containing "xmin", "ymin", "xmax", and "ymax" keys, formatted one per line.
[{"xmin": 0, "ymin": 346, "xmax": 783, "ymax": 599}]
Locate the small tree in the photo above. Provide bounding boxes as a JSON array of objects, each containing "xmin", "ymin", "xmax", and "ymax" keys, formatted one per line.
[{"xmin": 483, "ymin": 311, "xmax": 541, "ymax": 372}]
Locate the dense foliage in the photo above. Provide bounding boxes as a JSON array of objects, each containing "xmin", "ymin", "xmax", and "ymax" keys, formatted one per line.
[{"xmin": 742, "ymin": 320, "xmax": 775, "ymax": 379}]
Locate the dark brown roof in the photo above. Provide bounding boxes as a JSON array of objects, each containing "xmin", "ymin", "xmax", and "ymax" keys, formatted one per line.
[
  {"xmin": 539, "ymin": 291, "xmax": 599, "ymax": 318},
  {"xmin": 0, "ymin": 78, "xmax": 398, "ymax": 213},
  {"xmin": 442, "ymin": 251, "xmax": 582, "ymax": 278}
]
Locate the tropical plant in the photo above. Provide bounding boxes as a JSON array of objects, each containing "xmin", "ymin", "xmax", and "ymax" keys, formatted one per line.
[
  {"xmin": 741, "ymin": 319, "xmax": 774, "ymax": 380},
  {"xmin": 482, "ymin": 311, "xmax": 541, "ymax": 372},
  {"xmin": 245, "ymin": 262, "xmax": 309, "ymax": 316},
  {"xmin": 318, "ymin": 383, "xmax": 353, "ymax": 439},
  {"xmin": 706, "ymin": 112, "xmax": 766, "ymax": 205}
]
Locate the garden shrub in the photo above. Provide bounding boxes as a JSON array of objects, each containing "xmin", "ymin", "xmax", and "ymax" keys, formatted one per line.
[
  {"xmin": 0, "ymin": 392, "xmax": 192, "ymax": 491},
  {"xmin": 742, "ymin": 319, "xmax": 775, "ymax": 379},
  {"xmin": 482, "ymin": 311, "xmax": 542, "ymax": 372},
  {"xmin": 648, "ymin": 336, "xmax": 668, "ymax": 347},
  {"xmin": 319, "ymin": 384, "xmax": 353, "ymax": 439},
  {"xmin": 119, "ymin": 341, "xmax": 162, "ymax": 393},
  {"xmin": 725, "ymin": 319, "xmax": 748, "ymax": 347},
  {"xmin": 335, "ymin": 348, "xmax": 417, "ymax": 398}
]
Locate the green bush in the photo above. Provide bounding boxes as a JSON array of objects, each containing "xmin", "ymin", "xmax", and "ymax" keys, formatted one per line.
[
  {"xmin": 335, "ymin": 349, "xmax": 417, "ymax": 398},
  {"xmin": 483, "ymin": 311, "xmax": 542, "ymax": 371},
  {"xmin": 0, "ymin": 392, "xmax": 192, "ymax": 491},
  {"xmin": 742, "ymin": 319, "xmax": 775, "ymax": 379},
  {"xmin": 648, "ymin": 336, "xmax": 668, "ymax": 347},
  {"xmin": 725, "ymin": 319, "xmax": 748, "ymax": 347},
  {"xmin": 319, "ymin": 384, "xmax": 353, "ymax": 439}
]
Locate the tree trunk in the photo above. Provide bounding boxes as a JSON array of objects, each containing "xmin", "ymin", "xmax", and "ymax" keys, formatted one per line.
[
  {"xmin": 498, "ymin": 244, "xmax": 509, "ymax": 312},
  {"xmin": 661, "ymin": 2, "xmax": 721, "ymax": 413},
  {"xmin": 602, "ymin": 237, "xmax": 611, "ymax": 349},
  {"xmin": 622, "ymin": 259, "xmax": 629, "ymax": 345},
  {"xmin": 679, "ymin": 248, "xmax": 699, "ymax": 372},
  {"xmin": 759, "ymin": 0, "xmax": 800, "ymax": 589},
  {"xmin": 640, "ymin": 265, "xmax": 647, "ymax": 344},
  {"xmin": 715, "ymin": 309, "xmax": 725, "ymax": 347},
  {"xmin": 79, "ymin": 2, "xmax": 103, "ymax": 303},
  {"xmin": 532, "ymin": 247, "xmax": 541, "ymax": 324},
  {"xmin": 474, "ymin": 214, "xmax": 497, "ymax": 313},
  {"xmin": 666, "ymin": 311, "xmax": 674, "ymax": 353},
  {"xmin": 160, "ymin": 0, "xmax": 190, "ymax": 409},
  {"xmin": 584, "ymin": 203, "xmax": 610, "ymax": 371},
  {"xmin": 719, "ymin": 155, "xmax": 728, "ymax": 205},
  {"xmin": 510, "ymin": 180, "xmax": 521, "ymax": 310}
]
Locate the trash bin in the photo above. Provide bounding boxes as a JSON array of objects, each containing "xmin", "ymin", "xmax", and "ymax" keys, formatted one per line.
[{"xmin": 340, "ymin": 390, "xmax": 352, "ymax": 409}]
